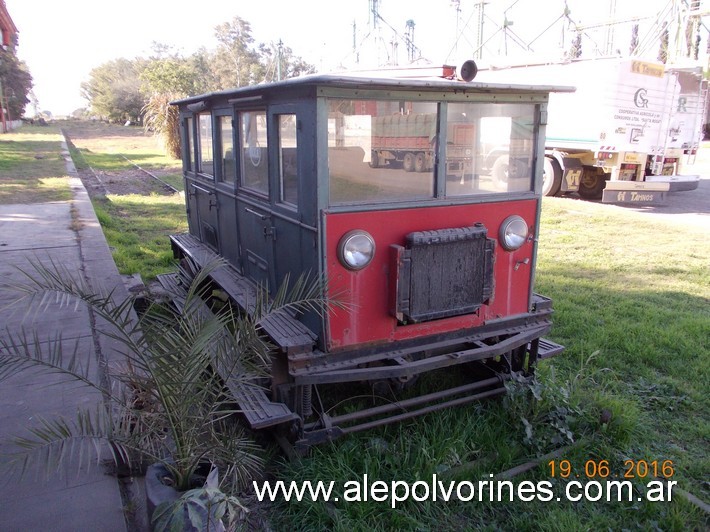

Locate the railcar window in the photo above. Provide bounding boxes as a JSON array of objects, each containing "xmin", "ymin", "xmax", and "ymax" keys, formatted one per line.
[
  {"xmin": 239, "ymin": 111, "xmax": 269, "ymax": 195},
  {"xmin": 219, "ymin": 116, "xmax": 235, "ymax": 184},
  {"xmin": 278, "ymin": 114, "xmax": 298, "ymax": 206},
  {"xmin": 185, "ymin": 117, "xmax": 194, "ymax": 171},
  {"xmin": 328, "ymin": 99, "xmax": 436, "ymax": 204},
  {"xmin": 197, "ymin": 113, "xmax": 214, "ymax": 177},
  {"xmin": 445, "ymin": 103, "xmax": 536, "ymax": 196}
]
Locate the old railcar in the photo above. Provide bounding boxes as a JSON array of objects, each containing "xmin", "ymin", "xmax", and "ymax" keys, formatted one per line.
[{"xmin": 170, "ymin": 66, "xmax": 567, "ymax": 451}]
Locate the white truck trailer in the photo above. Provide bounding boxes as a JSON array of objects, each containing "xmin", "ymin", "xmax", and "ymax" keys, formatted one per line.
[
  {"xmin": 649, "ymin": 65, "xmax": 707, "ymax": 176},
  {"xmin": 475, "ymin": 57, "xmax": 702, "ymax": 204}
]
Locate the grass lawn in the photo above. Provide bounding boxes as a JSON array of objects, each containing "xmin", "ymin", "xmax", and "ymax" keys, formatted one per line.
[{"xmin": 0, "ymin": 124, "xmax": 71, "ymax": 204}]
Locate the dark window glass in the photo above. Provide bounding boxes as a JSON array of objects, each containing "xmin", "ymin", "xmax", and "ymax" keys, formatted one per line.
[
  {"xmin": 185, "ymin": 117, "xmax": 193, "ymax": 171},
  {"xmin": 197, "ymin": 113, "xmax": 214, "ymax": 177},
  {"xmin": 219, "ymin": 116, "xmax": 235, "ymax": 184},
  {"xmin": 278, "ymin": 114, "xmax": 298, "ymax": 206},
  {"xmin": 239, "ymin": 111, "xmax": 268, "ymax": 195}
]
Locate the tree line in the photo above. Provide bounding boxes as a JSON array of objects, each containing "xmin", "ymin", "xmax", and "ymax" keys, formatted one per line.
[
  {"xmin": 0, "ymin": 37, "xmax": 32, "ymax": 121},
  {"xmin": 80, "ymin": 17, "xmax": 315, "ymax": 156}
]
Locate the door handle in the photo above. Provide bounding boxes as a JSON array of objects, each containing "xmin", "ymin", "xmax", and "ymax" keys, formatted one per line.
[
  {"xmin": 245, "ymin": 207, "xmax": 270, "ymax": 220},
  {"xmin": 192, "ymin": 184, "xmax": 212, "ymax": 194}
]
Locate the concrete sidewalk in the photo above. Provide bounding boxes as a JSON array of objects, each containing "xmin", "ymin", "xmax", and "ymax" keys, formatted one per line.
[{"xmin": 0, "ymin": 142, "xmax": 129, "ymax": 530}]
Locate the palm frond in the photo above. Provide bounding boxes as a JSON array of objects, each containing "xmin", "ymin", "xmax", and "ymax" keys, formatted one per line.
[
  {"xmin": 5, "ymin": 408, "xmax": 115, "ymax": 481},
  {"xmin": 0, "ymin": 330, "xmax": 99, "ymax": 392},
  {"xmin": 253, "ymin": 271, "xmax": 352, "ymax": 326}
]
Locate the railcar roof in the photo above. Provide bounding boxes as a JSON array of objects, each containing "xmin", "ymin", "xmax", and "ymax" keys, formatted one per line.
[{"xmin": 171, "ymin": 73, "xmax": 575, "ymax": 106}]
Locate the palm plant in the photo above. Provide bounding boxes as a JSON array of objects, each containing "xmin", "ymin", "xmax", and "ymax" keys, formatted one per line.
[
  {"xmin": 0, "ymin": 257, "xmax": 329, "ymax": 493},
  {"xmin": 142, "ymin": 91, "xmax": 181, "ymax": 159}
]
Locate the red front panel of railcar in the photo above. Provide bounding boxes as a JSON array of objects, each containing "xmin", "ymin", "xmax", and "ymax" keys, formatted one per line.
[{"xmin": 324, "ymin": 199, "xmax": 538, "ymax": 350}]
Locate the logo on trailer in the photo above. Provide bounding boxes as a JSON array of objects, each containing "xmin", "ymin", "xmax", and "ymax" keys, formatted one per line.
[{"xmin": 634, "ymin": 88, "xmax": 649, "ymax": 109}]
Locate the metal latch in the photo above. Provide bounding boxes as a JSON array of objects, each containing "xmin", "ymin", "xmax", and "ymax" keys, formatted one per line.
[{"xmin": 264, "ymin": 226, "xmax": 277, "ymax": 240}]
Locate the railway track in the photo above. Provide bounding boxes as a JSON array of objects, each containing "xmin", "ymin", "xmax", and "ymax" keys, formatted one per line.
[{"xmin": 118, "ymin": 154, "xmax": 180, "ymax": 194}]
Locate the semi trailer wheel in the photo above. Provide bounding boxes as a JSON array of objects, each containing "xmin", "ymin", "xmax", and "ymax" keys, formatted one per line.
[
  {"xmin": 577, "ymin": 172, "xmax": 607, "ymax": 199},
  {"xmin": 414, "ymin": 152, "xmax": 426, "ymax": 172},
  {"xmin": 369, "ymin": 150, "xmax": 380, "ymax": 168},
  {"xmin": 403, "ymin": 152, "xmax": 415, "ymax": 172},
  {"xmin": 542, "ymin": 157, "xmax": 562, "ymax": 196}
]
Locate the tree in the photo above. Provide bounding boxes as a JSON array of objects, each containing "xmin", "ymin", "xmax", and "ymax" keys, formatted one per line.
[
  {"xmin": 0, "ymin": 50, "xmax": 33, "ymax": 119},
  {"xmin": 211, "ymin": 17, "xmax": 263, "ymax": 89},
  {"xmin": 189, "ymin": 47, "xmax": 221, "ymax": 94},
  {"xmin": 79, "ymin": 17, "xmax": 316, "ymax": 157},
  {"xmin": 258, "ymin": 41, "xmax": 316, "ymax": 83},
  {"xmin": 81, "ymin": 59, "xmax": 145, "ymax": 123}
]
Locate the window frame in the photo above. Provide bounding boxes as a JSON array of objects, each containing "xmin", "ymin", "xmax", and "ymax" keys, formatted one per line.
[
  {"xmin": 184, "ymin": 116, "xmax": 194, "ymax": 173},
  {"xmin": 196, "ymin": 112, "xmax": 215, "ymax": 179},
  {"xmin": 276, "ymin": 113, "xmax": 299, "ymax": 209},
  {"xmin": 216, "ymin": 113, "xmax": 236, "ymax": 186},
  {"xmin": 237, "ymin": 109, "xmax": 270, "ymax": 198}
]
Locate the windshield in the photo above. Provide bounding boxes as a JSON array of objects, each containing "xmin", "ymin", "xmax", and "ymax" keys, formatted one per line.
[
  {"xmin": 445, "ymin": 102, "xmax": 536, "ymax": 197},
  {"xmin": 327, "ymin": 99, "xmax": 537, "ymax": 205},
  {"xmin": 328, "ymin": 99, "xmax": 436, "ymax": 204}
]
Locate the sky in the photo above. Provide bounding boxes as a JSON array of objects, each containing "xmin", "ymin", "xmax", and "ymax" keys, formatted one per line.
[{"xmin": 5, "ymin": 0, "xmax": 689, "ymax": 116}]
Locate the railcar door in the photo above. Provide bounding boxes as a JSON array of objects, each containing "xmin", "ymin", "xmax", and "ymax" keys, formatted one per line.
[
  {"xmin": 235, "ymin": 104, "xmax": 310, "ymax": 291},
  {"xmin": 212, "ymin": 111, "xmax": 240, "ymax": 268},
  {"xmin": 182, "ymin": 116, "xmax": 200, "ymax": 235},
  {"xmin": 268, "ymin": 105, "xmax": 312, "ymax": 289},
  {"xmin": 190, "ymin": 112, "xmax": 220, "ymax": 251},
  {"xmin": 235, "ymin": 109, "xmax": 275, "ymax": 287}
]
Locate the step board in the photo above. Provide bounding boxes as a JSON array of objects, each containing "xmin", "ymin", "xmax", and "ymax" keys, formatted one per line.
[
  {"xmin": 158, "ymin": 268, "xmax": 297, "ymax": 430},
  {"xmin": 223, "ymin": 379, "xmax": 298, "ymax": 430},
  {"xmin": 537, "ymin": 338, "xmax": 565, "ymax": 360},
  {"xmin": 156, "ymin": 272, "xmax": 186, "ymax": 311},
  {"xmin": 170, "ymin": 233, "xmax": 316, "ymax": 355}
]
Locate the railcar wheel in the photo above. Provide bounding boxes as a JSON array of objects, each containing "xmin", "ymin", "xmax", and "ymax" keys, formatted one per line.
[{"xmin": 403, "ymin": 152, "xmax": 415, "ymax": 172}]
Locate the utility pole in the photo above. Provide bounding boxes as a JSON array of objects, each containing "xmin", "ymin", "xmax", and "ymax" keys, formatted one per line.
[
  {"xmin": 604, "ymin": 0, "xmax": 617, "ymax": 55},
  {"xmin": 450, "ymin": 0, "xmax": 461, "ymax": 58},
  {"xmin": 475, "ymin": 1, "xmax": 487, "ymax": 61},
  {"xmin": 369, "ymin": 0, "xmax": 383, "ymax": 65},
  {"xmin": 405, "ymin": 19, "xmax": 416, "ymax": 63},
  {"xmin": 277, "ymin": 39, "xmax": 283, "ymax": 81}
]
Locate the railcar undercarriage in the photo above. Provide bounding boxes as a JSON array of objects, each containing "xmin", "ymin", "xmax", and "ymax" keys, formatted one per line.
[{"xmin": 163, "ymin": 233, "xmax": 563, "ymax": 453}]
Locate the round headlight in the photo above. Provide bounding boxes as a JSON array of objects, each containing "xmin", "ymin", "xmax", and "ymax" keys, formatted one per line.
[
  {"xmin": 338, "ymin": 230, "xmax": 376, "ymax": 270},
  {"xmin": 499, "ymin": 216, "xmax": 529, "ymax": 251}
]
